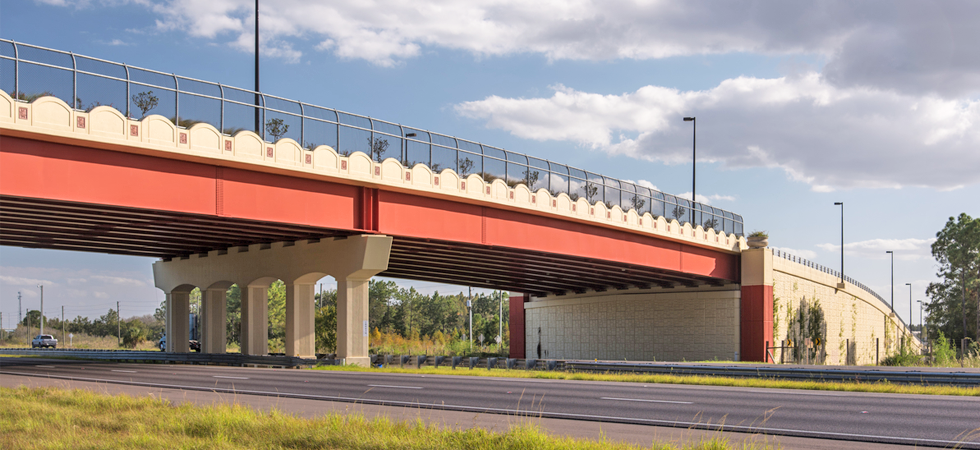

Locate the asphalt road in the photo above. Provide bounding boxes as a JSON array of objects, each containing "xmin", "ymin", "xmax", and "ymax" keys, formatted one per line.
[{"xmin": 2, "ymin": 357, "xmax": 978, "ymax": 448}]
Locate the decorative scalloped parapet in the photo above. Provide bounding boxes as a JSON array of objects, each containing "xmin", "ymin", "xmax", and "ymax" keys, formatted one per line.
[{"xmin": 0, "ymin": 92, "xmax": 745, "ymax": 253}]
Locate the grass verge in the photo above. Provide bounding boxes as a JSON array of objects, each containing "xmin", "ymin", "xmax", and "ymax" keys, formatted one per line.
[
  {"xmin": 311, "ymin": 365, "xmax": 980, "ymax": 397},
  {"xmin": 0, "ymin": 386, "xmax": 764, "ymax": 450}
]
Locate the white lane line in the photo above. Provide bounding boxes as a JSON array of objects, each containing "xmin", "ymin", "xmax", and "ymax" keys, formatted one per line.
[
  {"xmin": 368, "ymin": 384, "xmax": 423, "ymax": 390},
  {"xmin": 34, "ymin": 365, "xmax": 56, "ymax": 368},
  {"xmin": 111, "ymin": 370, "xmax": 138, "ymax": 373},
  {"xmin": 213, "ymin": 376, "xmax": 249, "ymax": 380},
  {"xmin": 602, "ymin": 397, "xmax": 693, "ymax": 404}
]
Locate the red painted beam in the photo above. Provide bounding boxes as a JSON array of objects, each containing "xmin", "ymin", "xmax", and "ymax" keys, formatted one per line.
[
  {"xmin": 377, "ymin": 191, "xmax": 737, "ymax": 281},
  {"xmin": 1, "ymin": 136, "xmax": 359, "ymax": 230},
  {"xmin": 2, "ymin": 135, "xmax": 738, "ymax": 282}
]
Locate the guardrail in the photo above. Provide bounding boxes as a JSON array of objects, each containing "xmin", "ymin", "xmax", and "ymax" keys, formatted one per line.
[
  {"xmin": 0, "ymin": 38, "xmax": 743, "ymax": 236},
  {"xmin": 4, "ymin": 348, "xmax": 976, "ymax": 385}
]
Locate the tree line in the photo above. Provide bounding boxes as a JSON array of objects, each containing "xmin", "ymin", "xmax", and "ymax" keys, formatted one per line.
[{"xmin": 926, "ymin": 213, "xmax": 980, "ymax": 350}]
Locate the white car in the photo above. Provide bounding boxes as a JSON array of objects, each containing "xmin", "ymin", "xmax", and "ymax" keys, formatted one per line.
[{"xmin": 31, "ymin": 334, "xmax": 58, "ymax": 348}]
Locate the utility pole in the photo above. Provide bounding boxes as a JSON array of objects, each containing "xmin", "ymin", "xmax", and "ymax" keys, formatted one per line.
[
  {"xmin": 62, "ymin": 306, "xmax": 65, "ymax": 342},
  {"xmin": 18, "ymin": 291, "xmax": 22, "ymax": 327},
  {"xmin": 38, "ymin": 284, "xmax": 44, "ymax": 335},
  {"xmin": 117, "ymin": 301, "xmax": 121, "ymax": 346}
]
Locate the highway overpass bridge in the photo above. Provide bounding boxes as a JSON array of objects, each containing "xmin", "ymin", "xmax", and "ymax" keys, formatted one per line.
[{"xmin": 0, "ymin": 40, "xmax": 916, "ymax": 365}]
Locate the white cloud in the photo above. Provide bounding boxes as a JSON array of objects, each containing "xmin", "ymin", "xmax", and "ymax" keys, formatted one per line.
[
  {"xmin": 816, "ymin": 238, "xmax": 935, "ymax": 261},
  {"xmin": 90, "ymin": 275, "xmax": 147, "ymax": 287},
  {"xmin": 93, "ymin": 292, "xmax": 110, "ymax": 299},
  {"xmin": 771, "ymin": 247, "xmax": 818, "ymax": 260},
  {"xmin": 0, "ymin": 275, "xmax": 55, "ymax": 286},
  {"xmin": 63, "ymin": 0, "xmax": 977, "ymax": 97},
  {"xmin": 675, "ymin": 192, "xmax": 736, "ymax": 205},
  {"xmin": 456, "ymin": 77, "xmax": 980, "ymax": 191}
]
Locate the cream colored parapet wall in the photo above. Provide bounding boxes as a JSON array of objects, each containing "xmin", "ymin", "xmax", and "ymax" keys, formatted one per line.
[
  {"xmin": 772, "ymin": 255, "xmax": 921, "ymax": 365},
  {"xmin": 0, "ymin": 93, "xmax": 744, "ymax": 254}
]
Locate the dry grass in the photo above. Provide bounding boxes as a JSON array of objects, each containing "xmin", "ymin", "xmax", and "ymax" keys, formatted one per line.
[
  {"xmin": 312, "ymin": 365, "xmax": 980, "ymax": 397},
  {"xmin": 0, "ymin": 386, "xmax": 769, "ymax": 450}
]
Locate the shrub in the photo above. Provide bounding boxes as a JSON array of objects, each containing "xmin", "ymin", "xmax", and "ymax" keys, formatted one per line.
[{"xmin": 933, "ymin": 332, "xmax": 957, "ymax": 366}]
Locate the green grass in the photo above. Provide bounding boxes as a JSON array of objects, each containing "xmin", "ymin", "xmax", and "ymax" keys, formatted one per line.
[
  {"xmin": 311, "ymin": 365, "xmax": 980, "ymax": 397},
  {"xmin": 0, "ymin": 386, "xmax": 764, "ymax": 450}
]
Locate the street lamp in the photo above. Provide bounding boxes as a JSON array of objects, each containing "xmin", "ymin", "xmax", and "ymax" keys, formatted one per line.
[
  {"xmin": 403, "ymin": 132, "xmax": 416, "ymax": 166},
  {"xmin": 917, "ymin": 300, "xmax": 925, "ymax": 343},
  {"xmin": 885, "ymin": 251, "xmax": 894, "ymax": 312},
  {"xmin": 906, "ymin": 282, "xmax": 912, "ymax": 332},
  {"xmin": 37, "ymin": 284, "xmax": 44, "ymax": 335},
  {"xmin": 683, "ymin": 117, "xmax": 696, "ymax": 205},
  {"xmin": 254, "ymin": 0, "xmax": 261, "ymax": 135},
  {"xmin": 834, "ymin": 202, "xmax": 844, "ymax": 289}
]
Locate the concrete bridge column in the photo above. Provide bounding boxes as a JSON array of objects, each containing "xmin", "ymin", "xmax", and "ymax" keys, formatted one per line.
[
  {"xmin": 336, "ymin": 276, "xmax": 370, "ymax": 366},
  {"xmin": 240, "ymin": 283, "xmax": 269, "ymax": 356},
  {"xmin": 165, "ymin": 289, "xmax": 191, "ymax": 353},
  {"xmin": 201, "ymin": 287, "xmax": 227, "ymax": 354},
  {"xmin": 285, "ymin": 282, "xmax": 316, "ymax": 358}
]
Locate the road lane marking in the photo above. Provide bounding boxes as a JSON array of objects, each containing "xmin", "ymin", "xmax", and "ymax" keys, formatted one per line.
[
  {"xmin": 601, "ymin": 397, "xmax": 693, "ymax": 404},
  {"xmin": 34, "ymin": 365, "xmax": 56, "ymax": 368},
  {"xmin": 0, "ymin": 370, "xmax": 973, "ymax": 448},
  {"xmin": 111, "ymin": 370, "xmax": 137, "ymax": 373},
  {"xmin": 213, "ymin": 376, "xmax": 249, "ymax": 380},
  {"xmin": 368, "ymin": 384, "xmax": 423, "ymax": 389}
]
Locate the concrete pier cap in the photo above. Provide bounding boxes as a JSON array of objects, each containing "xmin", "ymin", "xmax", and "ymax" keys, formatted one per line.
[{"xmin": 153, "ymin": 234, "xmax": 392, "ymax": 365}]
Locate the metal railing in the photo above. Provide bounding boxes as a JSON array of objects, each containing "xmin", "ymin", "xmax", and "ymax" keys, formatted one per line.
[
  {"xmin": 0, "ymin": 39, "xmax": 743, "ymax": 236},
  {"xmin": 772, "ymin": 249, "xmax": 909, "ymax": 329}
]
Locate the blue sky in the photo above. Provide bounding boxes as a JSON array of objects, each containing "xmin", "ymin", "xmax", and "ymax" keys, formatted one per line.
[{"xmin": 2, "ymin": 0, "xmax": 978, "ymax": 329}]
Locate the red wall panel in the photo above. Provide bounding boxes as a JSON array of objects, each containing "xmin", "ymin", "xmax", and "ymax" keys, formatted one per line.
[
  {"xmin": 740, "ymin": 284, "xmax": 774, "ymax": 362},
  {"xmin": 508, "ymin": 294, "xmax": 527, "ymax": 359}
]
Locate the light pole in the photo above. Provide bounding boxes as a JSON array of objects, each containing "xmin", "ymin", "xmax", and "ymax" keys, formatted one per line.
[
  {"xmin": 906, "ymin": 282, "xmax": 912, "ymax": 333},
  {"xmin": 917, "ymin": 300, "xmax": 925, "ymax": 343},
  {"xmin": 37, "ymin": 284, "xmax": 44, "ymax": 335},
  {"xmin": 683, "ymin": 117, "xmax": 696, "ymax": 210},
  {"xmin": 885, "ymin": 251, "xmax": 894, "ymax": 312},
  {"xmin": 834, "ymin": 202, "xmax": 844, "ymax": 288},
  {"xmin": 254, "ymin": 0, "xmax": 261, "ymax": 135},
  {"xmin": 403, "ymin": 132, "xmax": 416, "ymax": 165}
]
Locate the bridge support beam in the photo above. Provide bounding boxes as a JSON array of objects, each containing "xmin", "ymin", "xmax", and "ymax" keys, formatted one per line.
[
  {"xmin": 165, "ymin": 288, "xmax": 191, "ymax": 353},
  {"xmin": 286, "ymin": 282, "xmax": 316, "ymax": 358},
  {"xmin": 740, "ymin": 248, "xmax": 773, "ymax": 362},
  {"xmin": 154, "ymin": 235, "xmax": 392, "ymax": 363},
  {"xmin": 201, "ymin": 287, "xmax": 227, "ymax": 354},
  {"xmin": 336, "ymin": 277, "xmax": 369, "ymax": 366},
  {"xmin": 241, "ymin": 283, "xmax": 270, "ymax": 357}
]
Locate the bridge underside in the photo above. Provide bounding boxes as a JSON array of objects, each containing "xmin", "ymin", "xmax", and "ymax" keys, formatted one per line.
[{"xmin": 1, "ymin": 195, "xmax": 730, "ymax": 296}]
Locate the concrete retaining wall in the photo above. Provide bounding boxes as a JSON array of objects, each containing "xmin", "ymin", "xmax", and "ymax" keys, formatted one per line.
[
  {"xmin": 524, "ymin": 287, "xmax": 740, "ymax": 361},
  {"xmin": 772, "ymin": 254, "xmax": 920, "ymax": 365}
]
